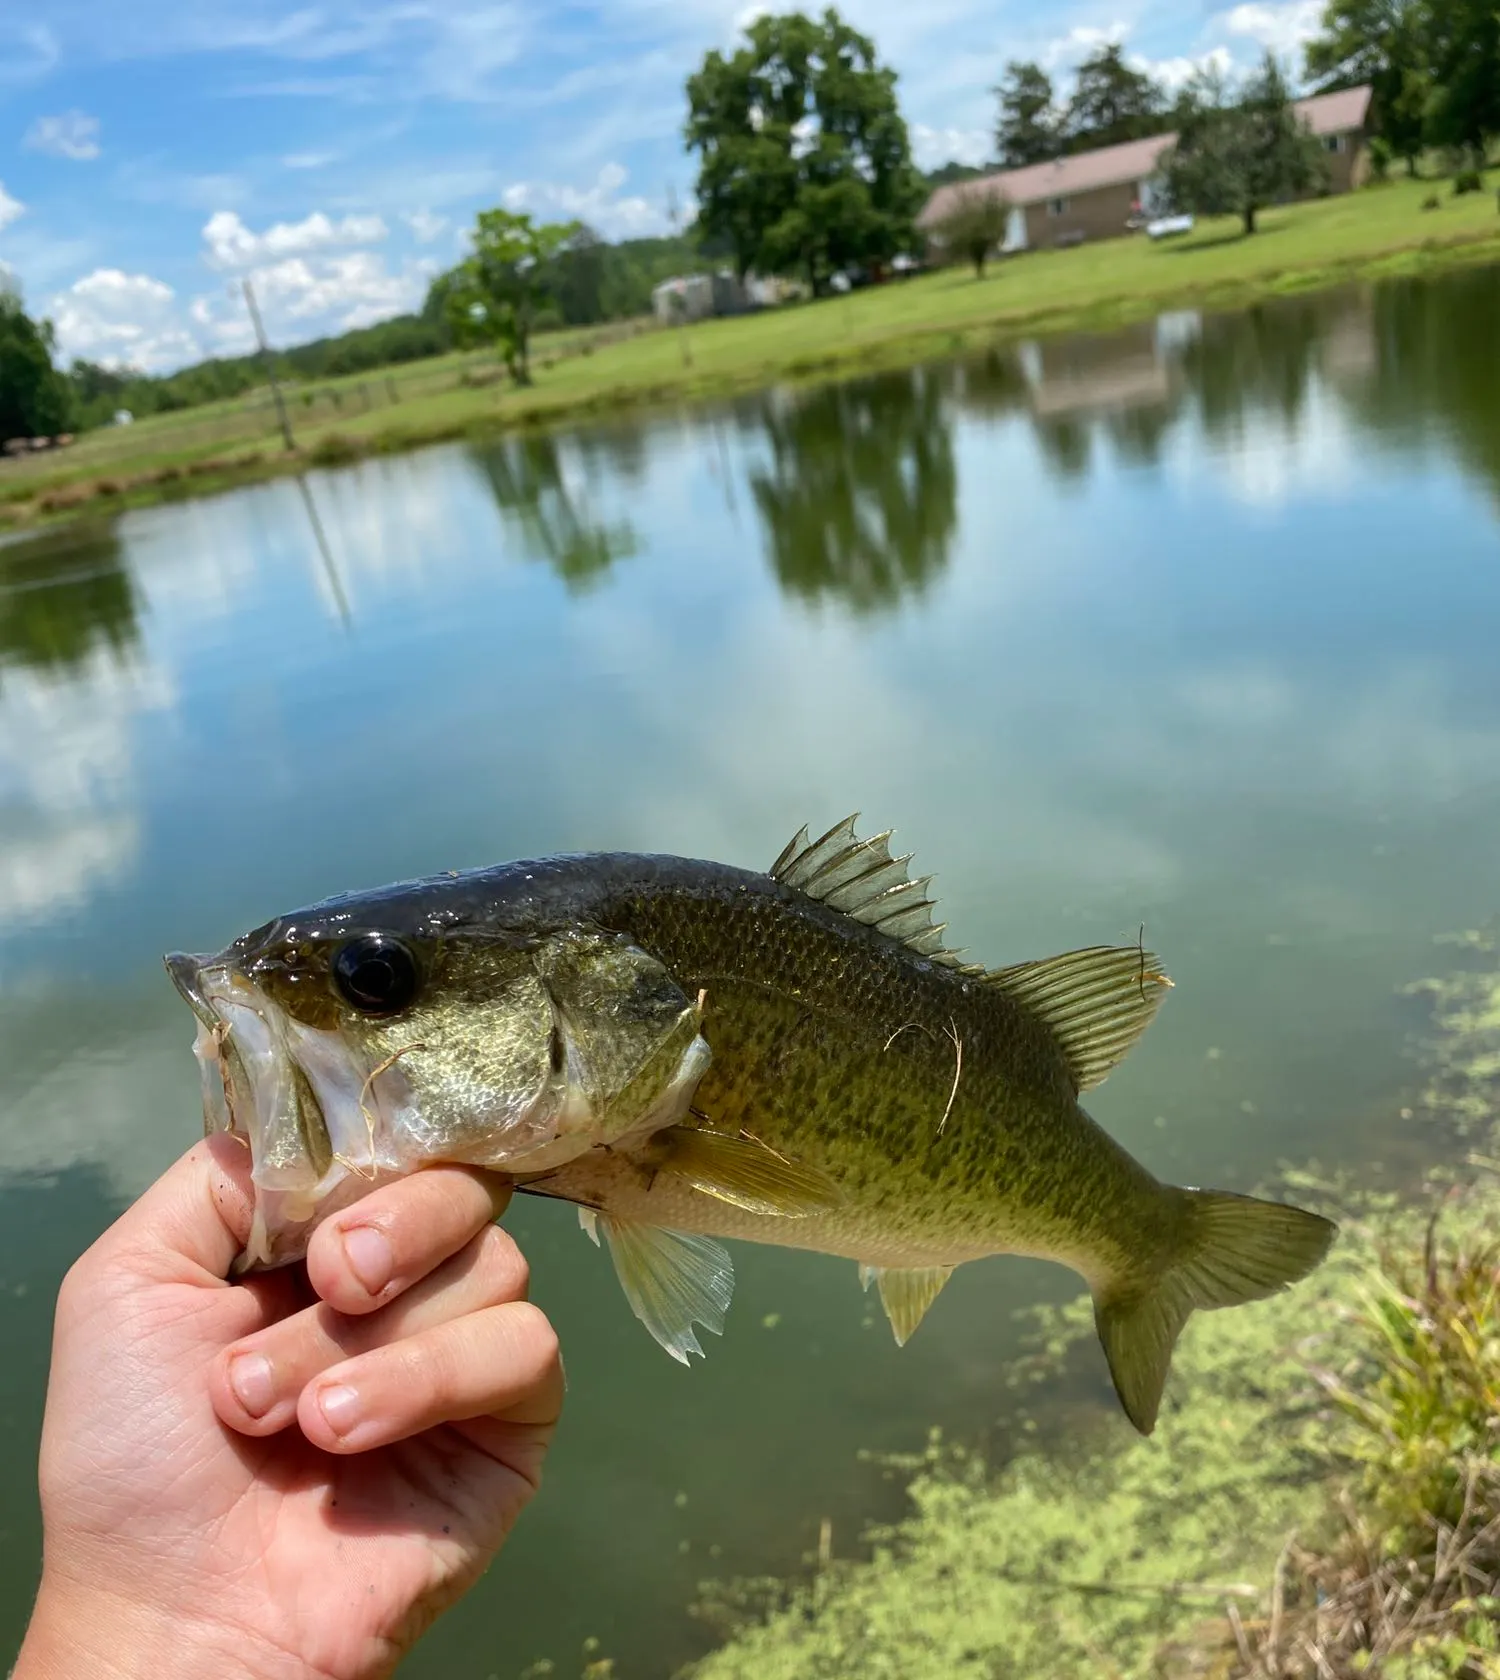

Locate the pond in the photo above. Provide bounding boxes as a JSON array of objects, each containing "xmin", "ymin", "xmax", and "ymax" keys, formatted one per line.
[{"xmin": 3, "ymin": 264, "xmax": 1500, "ymax": 1679}]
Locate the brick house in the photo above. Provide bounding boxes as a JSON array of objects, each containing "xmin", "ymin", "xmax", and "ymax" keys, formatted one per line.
[{"xmin": 918, "ymin": 85, "xmax": 1374, "ymax": 254}]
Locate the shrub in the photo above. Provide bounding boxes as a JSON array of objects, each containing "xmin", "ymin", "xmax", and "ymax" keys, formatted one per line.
[
  {"xmin": 1454, "ymin": 168, "xmax": 1485, "ymax": 196},
  {"xmin": 307, "ymin": 432, "xmax": 362, "ymax": 467}
]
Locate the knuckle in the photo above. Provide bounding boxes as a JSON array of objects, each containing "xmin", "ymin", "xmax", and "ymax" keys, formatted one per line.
[
  {"xmin": 477, "ymin": 1227, "xmax": 530, "ymax": 1302},
  {"xmin": 504, "ymin": 1300, "xmax": 561, "ymax": 1381}
]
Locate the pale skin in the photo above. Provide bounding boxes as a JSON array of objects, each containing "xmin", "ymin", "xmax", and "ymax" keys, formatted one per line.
[{"xmin": 12, "ymin": 1135, "xmax": 563, "ymax": 1680}]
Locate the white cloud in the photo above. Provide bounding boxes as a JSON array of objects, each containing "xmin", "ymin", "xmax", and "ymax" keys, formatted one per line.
[
  {"xmin": 911, "ymin": 124, "xmax": 991, "ymax": 172},
  {"xmin": 0, "ymin": 182, "xmax": 23, "ymax": 232},
  {"xmin": 1219, "ymin": 0, "xmax": 1323, "ymax": 57},
  {"xmin": 48, "ymin": 268, "xmax": 199, "ymax": 371},
  {"xmin": 500, "ymin": 161, "xmax": 667, "ymax": 240},
  {"xmin": 282, "ymin": 149, "xmax": 337, "ymax": 170},
  {"xmin": 1040, "ymin": 21, "xmax": 1130, "ymax": 71},
  {"xmin": 189, "ymin": 250, "xmax": 437, "ymax": 353},
  {"xmin": 23, "ymin": 110, "xmax": 101, "ymax": 160},
  {"xmin": 1132, "ymin": 45, "xmax": 1234, "ymax": 92},
  {"xmin": 202, "ymin": 208, "xmax": 390, "ymax": 270},
  {"xmin": 403, "ymin": 208, "xmax": 449, "ymax": 243}
]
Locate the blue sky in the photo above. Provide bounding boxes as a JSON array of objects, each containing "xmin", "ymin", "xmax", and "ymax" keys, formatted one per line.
[{"xmin": 0, "ymin": 0, "xmax": 1319, "ymax": 372}]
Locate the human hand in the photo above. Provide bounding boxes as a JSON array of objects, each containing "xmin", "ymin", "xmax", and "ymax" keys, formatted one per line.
[{"xmin": 13, "ymin": 1136, "xmax": 562, "ymax": 1680}]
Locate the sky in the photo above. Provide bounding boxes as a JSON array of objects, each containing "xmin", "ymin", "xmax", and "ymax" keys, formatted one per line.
[{"xmin": 0, "ymin": 0, "xmax": 1323, "ymax": 374}]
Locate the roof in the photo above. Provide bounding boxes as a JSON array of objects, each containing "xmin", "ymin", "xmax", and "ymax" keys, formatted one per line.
[
  {"xmin": 918, "ymin": 84, "xmax": 1373, "ymax": 227},
  {"xmin": 1293, "ymin": 83, "xmax": 1373, "ymax": 135}
]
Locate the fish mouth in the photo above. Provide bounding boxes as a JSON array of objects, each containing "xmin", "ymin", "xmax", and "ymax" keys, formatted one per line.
[
  {"xmin": 165, "ymin": 952, "xmax": 219, "ymax": 1030},
  {"xmin": 164, "ymin": 950, "xmax": 418, "ymax": 1270}
]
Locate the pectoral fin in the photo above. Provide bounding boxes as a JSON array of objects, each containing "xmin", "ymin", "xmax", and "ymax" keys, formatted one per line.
[
  {"xmin": 864, "ymin": 1264, "xmax": 954, "ymax": 1345},
  {"xmin": 598, "ymin": 1216, "xmax": 735, "ymax": 1364},
  {"xmin": 657, "ymin": 1125, "xmax": 841, "ymax": 1217}
]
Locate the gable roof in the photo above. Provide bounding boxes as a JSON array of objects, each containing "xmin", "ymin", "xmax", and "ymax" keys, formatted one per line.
[{"xmin": 918, "ymin": 84, "xmax": 1373, "ymax": 227}]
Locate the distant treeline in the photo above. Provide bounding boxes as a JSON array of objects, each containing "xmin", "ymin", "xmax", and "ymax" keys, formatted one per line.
[{"xmin": 64, "ymin": 230, "xmax": 707, "ymax": 431}]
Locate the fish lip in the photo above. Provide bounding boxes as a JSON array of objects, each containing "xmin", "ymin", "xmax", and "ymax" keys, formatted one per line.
[{"xmin": 165, "ymin": 952, "xmax": 220, "ymax": 1029}]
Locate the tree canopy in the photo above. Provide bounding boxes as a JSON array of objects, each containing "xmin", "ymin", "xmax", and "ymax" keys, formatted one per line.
[
  {"xmin": 994, "ymin": 62, "xmax": 1061, "ymax": 166},
  {"xmin": 1164, "ymin": 56, "xmax": 1328, "ymax": 235},
  {"xmin": 0, "ymin": 292, "xmax": 70, "ymax": 442},
  {"xmin": 685, "ymin": 6, "xmax": 923, "ymax": 290},
  {"xmin": 444, "ymin": 208, "xmax": 583, "ymax": 385},
  {"xmin": 1304, "ymin": 0, "xmax": 1500, "ymax": 169},
  {"xmin": 1304, "ymin": 0, "xmax": 1430, "ymax": 169},
  {"xmin": 1064, "ymin": 43, "xmax": 1169, "ymax": 150}
]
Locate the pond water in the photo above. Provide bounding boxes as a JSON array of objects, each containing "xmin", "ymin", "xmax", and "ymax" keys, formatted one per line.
[{"xmin": 3, "ymin": 266, "xmax": 1500, "ymax": 1678}]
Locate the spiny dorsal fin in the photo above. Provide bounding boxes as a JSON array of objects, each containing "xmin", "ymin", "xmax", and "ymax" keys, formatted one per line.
[
  {"xmin": 771, "ymin": 816, "xmax": 980, "ymax": 971},
  {"xmin": 985, "ymin": 945, "xmax": 1173, "ymax": 1094},
  {"xmin": 865, "ymin": 1264, "xmax": 954, "ymax": 1345},
  {"xmin": 597, "ymin": 1217, "xmax": 734, "ymax": 1365},
  {"xmin": 656, "ymin": 1125, "xmax": 841, "ymax": 1217}
]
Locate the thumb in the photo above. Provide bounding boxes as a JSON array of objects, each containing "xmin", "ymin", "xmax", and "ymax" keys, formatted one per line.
[{"xmin": 100, "ymin": 1133, "xmax": 259, "ymax": 1284}]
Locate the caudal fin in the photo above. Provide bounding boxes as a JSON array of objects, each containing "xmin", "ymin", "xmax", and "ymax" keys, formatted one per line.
[{"xmin": 1093, "ymin": 1190, "xmax": 1337, "ymax": 1436}]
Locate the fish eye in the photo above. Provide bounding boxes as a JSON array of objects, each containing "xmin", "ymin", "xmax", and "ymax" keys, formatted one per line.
[{"xmin": 332, "ymin": 933, "xmax": 420, "ymax": 1016}]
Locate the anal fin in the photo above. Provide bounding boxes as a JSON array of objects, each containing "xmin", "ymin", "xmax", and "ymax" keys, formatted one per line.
[
  {"xmin": 657, "ymin": 1124, "xmax": 841, "ymax": 1217},
  {"xmin": 599, "ymin": 1217, "xmax": 735, "ymax": 1365},
  {"xmin": 867, "ymin": 1264, "xmax": 954, "ymax": 1346}
]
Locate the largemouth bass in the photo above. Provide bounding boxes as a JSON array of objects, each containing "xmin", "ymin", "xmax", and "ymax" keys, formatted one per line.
[{"xmin": 166, "ymin": 816, "xmax": 1335, "ymax": 1434}]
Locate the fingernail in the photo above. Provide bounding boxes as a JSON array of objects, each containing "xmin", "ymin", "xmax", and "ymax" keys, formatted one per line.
[
  {"xmin": 342, "ymin": 1224, "xmax": 393, "ymax": 1297},
  {"xmin": 228, "ymin": 1353, "xmax": 275, "ymax": 1419},
  {"xmin": 318, "ymin": 1383, "xmax": 362, "ymax": 1438}
]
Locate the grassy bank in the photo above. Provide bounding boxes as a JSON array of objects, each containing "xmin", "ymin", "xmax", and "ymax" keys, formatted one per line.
[
  {"xmin": 680, "ymin": 935, "xmax": 1500, "ymax": 1680},
  {"xmin": 6, "ymin": 171, "xmax": 1500, "ymax": 536}
]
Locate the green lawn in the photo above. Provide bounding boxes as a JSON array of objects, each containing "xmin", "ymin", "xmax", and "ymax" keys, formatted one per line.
[{"xmin": 6, "ymin": 171, "xmax": 1500, "ymax": 530}]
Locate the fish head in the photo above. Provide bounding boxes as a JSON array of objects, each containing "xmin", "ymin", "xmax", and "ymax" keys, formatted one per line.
[{"xmin": 166, "ymin": 881, "xmax": 709, "ymax": 1269}]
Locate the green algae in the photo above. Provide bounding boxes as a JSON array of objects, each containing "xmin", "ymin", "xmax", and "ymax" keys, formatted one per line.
[{"xmin": 682, "ymin": 939, "xmax": 1500, "ymax": 1680}]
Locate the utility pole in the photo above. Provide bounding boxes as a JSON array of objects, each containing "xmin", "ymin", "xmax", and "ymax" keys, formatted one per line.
[
  {"xmin": 665, "ymin": 182, "xmax": 693, "ymax": 369},
  {"xmin": 242, "ymin": 277, "xmax": 296, "ymax": 452}
]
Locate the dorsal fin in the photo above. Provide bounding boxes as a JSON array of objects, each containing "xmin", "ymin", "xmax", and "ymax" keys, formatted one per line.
[
  {"xmin": 770, "ymin": 816, "xmax": 979, "ymax": 970},
  {"xmin": 985, "ymin": 945, "xmax": 1173, "ymax": 1094}
]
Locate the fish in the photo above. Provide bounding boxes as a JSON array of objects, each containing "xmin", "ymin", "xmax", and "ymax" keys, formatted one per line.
[{"xmin": 166, "ymin": 815, "xmax": 1336, "ymax": 1435}]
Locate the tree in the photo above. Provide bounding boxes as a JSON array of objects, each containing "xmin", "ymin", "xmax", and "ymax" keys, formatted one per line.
[
  {"xmin": 446, "ymin": 209, "xmax": 582, "ymax": 385},
  {"xmin": 1163, "ymin": 56, "xmax": 1329, "ymax": 236},
  {"xmin": 1423, "ymin": 0, "xmax": 1500, "ymax": 165},
  {"xmin": 1304, "ymin": 0, "xmax": 1430, "ymax": 173},
  {"xmin": 0, "ymin": 292, "xmax": 70, "ymax": 442},
  {"xmin": 929, "ymin": 183, "xmax": 1011, "ymax": 277},
  {"xmin": 995, "ymin": 61, "xmax": 1061, "ymax": 166},
  {"xmin": 685, "ymin": 8, "xmax": 923, "ymax": 293},
  {"xmin": 1064, "ymin": 43, "xmax": 1167, "ymax": 151}
]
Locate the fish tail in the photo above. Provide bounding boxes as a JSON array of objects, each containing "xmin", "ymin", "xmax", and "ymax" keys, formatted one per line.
[{"xmin": 1092, "ymin": 1189, "xmax": 1336, "ymax": 1436}]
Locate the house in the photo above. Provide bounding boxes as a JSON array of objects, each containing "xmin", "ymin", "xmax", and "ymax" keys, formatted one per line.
[{"xmin": 918, "ymin": 85, "xmax": 1374, "ymax": 254}]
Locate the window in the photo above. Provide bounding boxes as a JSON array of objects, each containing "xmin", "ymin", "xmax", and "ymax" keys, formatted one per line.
[
  {"xmin": 1047, "ymin": 196, "xmax": 1068, "ymax": 216},
  {"xmin": 1324, "ymin": 134, "xmax": 1346, "ymax": 153}
]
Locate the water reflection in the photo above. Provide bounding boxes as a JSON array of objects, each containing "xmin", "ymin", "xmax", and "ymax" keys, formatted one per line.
[
  {"xmin": 0, "ymin": 525, "xmax": 137, "ymax": 675},
  {"xmin": 476, "ymin": 434, "xmax": 637, "ymax": 593},
  {"xmin": 749, "ymin": 370, "xmax": 957, "ymax": 613}
]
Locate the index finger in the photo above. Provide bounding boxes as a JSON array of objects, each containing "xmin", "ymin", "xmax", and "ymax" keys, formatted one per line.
[{"xmin": 305, "ymin": 1167, "xmax": 514, "ymax": 1315}]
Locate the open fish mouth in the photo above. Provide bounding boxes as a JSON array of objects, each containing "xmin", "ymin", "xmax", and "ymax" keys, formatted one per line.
[{"xmin": 165, "ymin": 951, "xmax": 418, "ymax": 1270}]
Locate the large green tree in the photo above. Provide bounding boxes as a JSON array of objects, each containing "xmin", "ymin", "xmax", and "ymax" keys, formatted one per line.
[
  {"xmin": 1304, "ymin": 0, "xmax": 1430, "ymax": 172},
  {"xmin": 445, "ymin": 209, "xmax": 583, "ymax": 385},
  {"xmin": 1164, "ymin": 56, "xmax": 1328, "ymax": 236},
  {"xmin": 994, "ymin": 61, "xmax": 1061, "ymax": 166},
  {"xmin": 0, "ymin": 292, "xmax": 70, "ymax": 442},
  {"xmin": 685, "ymin": 8, "xmax": 923, "ymax": 291},
  {"xmin": 1423, "ymin": 0, "xmax": 1500, "ymax": 163},
  {"xmin": 1064, "ymin": 43, "xmax": 1168, "ymax": 151}
]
